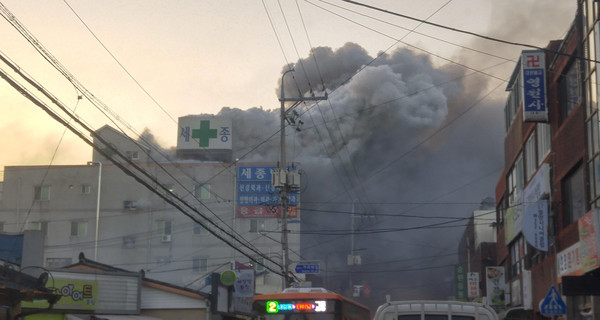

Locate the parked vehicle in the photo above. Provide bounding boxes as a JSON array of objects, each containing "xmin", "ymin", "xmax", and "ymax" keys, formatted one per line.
[
  {"xmin": 251, "ymin": 287, "xmax": 371, "ymax": 320},
  {"xmin": 373, "ymin": 300, "xmax": 498, "ymax": 320}
]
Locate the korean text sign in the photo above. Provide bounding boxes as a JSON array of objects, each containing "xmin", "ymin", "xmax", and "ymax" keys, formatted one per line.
[{"xmin": 521, "ymin": 50, "xmax": 548, "ymax": 122}]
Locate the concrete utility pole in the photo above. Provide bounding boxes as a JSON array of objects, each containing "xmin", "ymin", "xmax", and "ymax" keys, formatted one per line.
[
  {"xmin": 87, "ymin": 161, "xmax": 102, "ymax": 261},
  {"xmin": 279, "ymin": 68, "xmax": 327, "ymax": 289}
]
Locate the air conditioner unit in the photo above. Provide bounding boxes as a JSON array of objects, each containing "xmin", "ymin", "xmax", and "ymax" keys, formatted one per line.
[{"xmin": 161, "ymin": 234, "xmax": 172, "ymax": 243}]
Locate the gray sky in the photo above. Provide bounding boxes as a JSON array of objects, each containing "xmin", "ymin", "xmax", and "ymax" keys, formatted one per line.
[
  {"xmin": 0, "ymin": 0, "xmax": 578, "ymax": 301},
  {"xmin": 0, "ymin": 0, "xmax": 575, "ymax": 171}
]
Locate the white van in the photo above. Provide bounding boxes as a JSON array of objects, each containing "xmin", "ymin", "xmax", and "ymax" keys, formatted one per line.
[{"xmin": 373, "ymin": 300, "xmax": 499, "ymax": 320}]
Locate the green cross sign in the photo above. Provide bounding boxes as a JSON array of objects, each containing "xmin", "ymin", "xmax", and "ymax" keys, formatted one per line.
[{"xmin": 191, "ymin": 120, "xmax": 217, "ymax": 147}]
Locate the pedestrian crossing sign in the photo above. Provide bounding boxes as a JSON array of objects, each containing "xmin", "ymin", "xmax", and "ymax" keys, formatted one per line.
[{"xmin": 540, "ymin": 285, "xmax": 566, "ymax": 315}]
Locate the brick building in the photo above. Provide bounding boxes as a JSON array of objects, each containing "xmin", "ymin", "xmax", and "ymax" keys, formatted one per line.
[{"xmin": 494, "ymin": 1, "xmax": 600, "ymax": 319}]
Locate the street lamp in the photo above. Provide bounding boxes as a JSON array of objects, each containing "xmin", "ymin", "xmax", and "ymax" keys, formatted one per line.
[{"xmin": 87, "ymin": 161, "xmax": 102, "ymax": 260}]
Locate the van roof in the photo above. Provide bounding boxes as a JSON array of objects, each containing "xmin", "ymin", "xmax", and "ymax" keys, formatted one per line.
[{"xmin": 374, "ymin": 301, "xmax": 498, "ymax": 320}]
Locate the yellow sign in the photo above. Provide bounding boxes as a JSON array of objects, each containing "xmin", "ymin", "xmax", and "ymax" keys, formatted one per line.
[{"xmin": 22, "ymin": 279, "xmax": 98, "ymax": 310}]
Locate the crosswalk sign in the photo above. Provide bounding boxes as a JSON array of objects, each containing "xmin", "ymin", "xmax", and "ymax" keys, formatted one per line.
[{"xmin": 540, "ymin": 286, "xmax": 566, "ymax": 315}]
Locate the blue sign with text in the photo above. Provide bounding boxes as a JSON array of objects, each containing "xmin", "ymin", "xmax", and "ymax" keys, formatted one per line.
[
  {"xmin": 237, "ymin": 165, "xmax": 299, "ymax": 207},
  {"xmin": 295, "ymin": 263, "xmax": 320, "ymax": 274}
]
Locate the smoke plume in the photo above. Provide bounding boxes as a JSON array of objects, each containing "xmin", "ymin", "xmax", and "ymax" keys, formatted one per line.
[{"xmin": 204, "ymin": 42, "xmax": 504, "ymax": 305}]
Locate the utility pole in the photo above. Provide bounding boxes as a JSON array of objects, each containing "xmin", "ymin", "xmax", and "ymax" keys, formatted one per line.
[{"xmin": 278, "ymin": 68, "xmax": 327, "ymax": 289}]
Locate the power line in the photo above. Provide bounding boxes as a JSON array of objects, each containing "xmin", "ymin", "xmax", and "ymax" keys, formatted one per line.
[
  {"xmin": 342, "ymin": 0, "xmax": 595, "ymax": 64},
  {"xmin": 0, "ymin": 63, "xmax": 286, "ymax": 278}
]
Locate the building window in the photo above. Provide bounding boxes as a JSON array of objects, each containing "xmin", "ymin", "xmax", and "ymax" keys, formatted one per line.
[
  {"xmin": 524, "ymin": 134, "xmax": 537, "ymax": 182},
  {"xmin": 250, "ymin": 219, "xmax": 266, "ymax": 233},
  {"xmin": 71, "ymin": 221, "xmax": 87, "ymax": 236},
  {"xmin": 195, "ymin": 184, "xmax": 211, "ymax": 200},
  {"xmin": 34, "ymin": 185, "xmax": 50, "ymax": 201},
  {"xmin": 505, "ymin": 71, "xmax": 522, "ymax": 131},
  {"xmin": 157, "ymin": 220, "xmax": 172, "ymax": 235},
  {"xmin": 255, "ymin": 257, "xmax": 265, "ymax": 272},
  {"xmin": 193, "ymin": 257, "xmax": 208, "ymax": 273},
  {"xmin": 559, "ymin": 59, "xmax": 581, "ymax": 121},
  {"xmin": 29, "ymin": 221, "xmax": 48, "ymax": 237},
  {"xmin": 508, "ymin": 154, "xmax": 524, "ymax": 206},
  {"xmin": 509, "ymin": 236, "xmax": 527, "ymax": 279},
  {"xmin": 46, "ymin": 258, "xmax": 72, "ymax": 268},
  {"xmin": 497, "ymin": 200, "xmax": 505, "ymax": 227},
  {"xmin": 126, "ymin": 151, "xmax": 139, "ymax": 160},
  {"xmin": 536, "ymin": 123, "xmax": 551, "ymax": 165},
  {"xmin": 81, "ymin": 184, "xmax": 91, "ymax": 194},
  {"xmin": 193, "ymin": 223, "xmax": 208, "ymax": 235},
  {"xmin": 563, "ymin": 165, "xmax": 586, "ymax": 226}
]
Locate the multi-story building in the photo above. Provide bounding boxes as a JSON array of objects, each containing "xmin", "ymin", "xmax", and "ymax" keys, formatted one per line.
[
  {"xmin": 458, "ymin": 198, "xmax": 497, "ymax": 302},
  {"xmin": 494, "ymin": 1, "xmax": 600, "ymax": 319},
  {"xmin": 0, "ymin": 117, "xmax": 301, "ymax": 295}
]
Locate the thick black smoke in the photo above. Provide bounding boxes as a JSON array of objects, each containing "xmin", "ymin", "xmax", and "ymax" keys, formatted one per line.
[{"xmin": 207, "ymin": 42, "xmax": 504, "ymax": 307}]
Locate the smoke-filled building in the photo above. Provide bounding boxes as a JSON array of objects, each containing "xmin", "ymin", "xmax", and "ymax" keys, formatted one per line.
[
  {"xmin": 0, "ymin": 118, "xmax": 301, "ymax": 298},
  {"xmin": 495, "ymin": 1, "xmax": 600, "ymax": 318}
]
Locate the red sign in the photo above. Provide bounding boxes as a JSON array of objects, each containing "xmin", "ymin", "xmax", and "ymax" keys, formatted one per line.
[{"xmin": 237, "ymin": 206, "xmax": 297, "ymax": 218}]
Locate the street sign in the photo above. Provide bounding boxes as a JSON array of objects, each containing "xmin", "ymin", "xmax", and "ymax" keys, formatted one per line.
[
  {"xmin": 294, "ymin": 263, "xmax": 320, "ymax": 274},
  {"xmin": 540, "ymin": 285, "xmax": 566, "ymax": 316}
]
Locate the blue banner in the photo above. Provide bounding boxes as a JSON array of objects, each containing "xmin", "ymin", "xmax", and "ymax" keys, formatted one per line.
[
  {"xmin": 237, "ymin": 165, "xmax": 299, "ymax": 208},
  {"xmin": 521, "ymin": 50, "xmax": 548, "ymax": 122}
]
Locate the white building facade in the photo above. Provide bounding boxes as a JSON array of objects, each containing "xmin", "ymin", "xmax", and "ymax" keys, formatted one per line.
[{"xmin": 0, "ymin": 120, "xmax": 301, "ymax": 294}]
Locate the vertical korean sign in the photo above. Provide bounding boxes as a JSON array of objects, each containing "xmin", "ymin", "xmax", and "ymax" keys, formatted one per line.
[
  {"xmin": 455, "ymin": 265, "xmax": 467, "ymax": 301},
  {"xmin": 467, "ymin": 272, "xmax": 479, "ymax": 299},
  {"xmin": 521, "ymin": 50, "xmax": 548, "ymax": 122}
]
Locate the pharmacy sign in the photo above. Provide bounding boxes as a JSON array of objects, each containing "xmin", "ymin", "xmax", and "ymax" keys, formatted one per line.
[{"xmin": 177, "ymin": 116, "xmax": 232, "ymax": 150}]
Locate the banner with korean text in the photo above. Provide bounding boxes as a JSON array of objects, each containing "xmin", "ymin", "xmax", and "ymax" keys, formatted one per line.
[
  {"xmin": 578, "ymin": 210, "xmax": 600, "ymax": 273},
  {"xmin": 237, "ymin": 165, "xmax": 299, "ymax": 218},
  {"xmin": 521, "ymin": 50, "xmax": 548, "ymax": 122}
]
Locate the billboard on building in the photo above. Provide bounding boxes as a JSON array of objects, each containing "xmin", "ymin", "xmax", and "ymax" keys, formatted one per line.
[
  {"xmin": 521, "ymin": 50, "xmax": 548, "ymax": 122},
  {"xmin": 177, "ymin": 116, "xmax": 232, "ymax": 150},
  {"xmin": 467, "ymin": 272, "xmax": 479, "ymax": 299},
  {"xmin": 578, "ymin": 210, "xmax": 600, "ymax": 273},
  {"xmin": 522, "ymin": 164, "xmax": 550, "ymax": 251},
  {"xmin": 233, "ymin": 261, "xmax": 255, "ymax": 314},
  {"xmin": 485, "ymin": 266, "xmax": 506, "ymax": 308},
  {"xmin": 557, "ymin": 242, "xmax": 582, "ymax": 281},
  {"xmin": 237, "ymin": 165, "xmax": 299, "ymax": 218},
  {"xmin": 504, "ymin": 204, "xmax": 523, "ymax": 245},
  {"xmin": 22, "ymin": 278, "xmax": 99, "ymax": 310}
]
